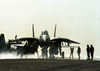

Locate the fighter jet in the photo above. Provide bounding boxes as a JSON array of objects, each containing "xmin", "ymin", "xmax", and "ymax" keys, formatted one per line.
[{"xmin": 9, "ymin": 24, "xmax": 80, "ymax": 59}]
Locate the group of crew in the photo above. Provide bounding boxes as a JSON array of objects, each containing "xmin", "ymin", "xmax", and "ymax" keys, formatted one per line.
[
  {"xmin": 86, "ymin": 44, "xmax": 94, "ymax": 60},
  {"xmin": 70, "ymin": 46, "xmax": 81, "ymax": 60},
  {"xmin": 70, "ymin": 44, "xmax": 94, "ymax": 60}
]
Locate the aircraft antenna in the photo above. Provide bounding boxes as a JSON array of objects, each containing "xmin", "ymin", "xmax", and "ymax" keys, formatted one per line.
[{"xmin": 54, "ymin": 25, "xmax": 57, "ymax": 37}]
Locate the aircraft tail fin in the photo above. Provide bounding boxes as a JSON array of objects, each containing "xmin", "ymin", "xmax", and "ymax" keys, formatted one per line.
[
  {"xmin": 54, "ymin": 25, "xmax": 57, "ymax": 37},
  {"xmin": 0, "ymin": 34, "xmax": 6, "ymax": 48},
  {"xmin": 15, "ymin": 35, "xmax": 17, "ymax": 39},
  {"xmin": 32, "ymin": 24, "xmax": 35, "ymax": 37}
]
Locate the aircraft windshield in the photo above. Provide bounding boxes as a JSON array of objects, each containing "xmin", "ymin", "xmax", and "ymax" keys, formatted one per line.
[{"xmin": 42, "ymin": 30, "xmax": 48, "ymax": 35}]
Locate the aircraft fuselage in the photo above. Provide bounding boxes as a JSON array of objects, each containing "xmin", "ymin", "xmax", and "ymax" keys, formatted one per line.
[{"xmin": 39, "ymin": 30, "xmax": 50, "ymax": 48}]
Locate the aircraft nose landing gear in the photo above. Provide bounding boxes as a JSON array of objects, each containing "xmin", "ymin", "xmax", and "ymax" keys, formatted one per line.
[{"xmin": 41, "ymin": 46, "xmax": 48, "ymax": 59}]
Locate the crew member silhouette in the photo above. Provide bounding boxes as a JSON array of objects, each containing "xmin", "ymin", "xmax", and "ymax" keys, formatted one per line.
[
  {"xmin": 77, "ymin": 46, "xmax": 81, "ymax": 60},
  {"xmin": 86, "ymin": 45, "xmax": 90, "ymax": 60},
  {"xmin": 90, "ymin": 45, "xmax": 94, "ymax": 60},
  {"xmin": 70, "ymin": 47, "xmax": 74, "ymax": 59}
]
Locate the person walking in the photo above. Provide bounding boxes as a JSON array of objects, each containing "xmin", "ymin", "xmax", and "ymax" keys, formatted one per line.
[
  {"xmin": 86, "ymin": 45, "xmax": 90, "ymax": 60},
  {"xmin": 90, "ymin": 45, "xmax": 94, "ymax": 60},
  {"xmin": 77, "ymin": 46, "xmax": 81, "ymax": 60}
]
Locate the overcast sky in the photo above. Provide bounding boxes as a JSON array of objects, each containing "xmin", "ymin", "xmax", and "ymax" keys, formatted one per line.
[{"xmin": 0, "ymin": 0, "xmax": 99, "ymax": 57}]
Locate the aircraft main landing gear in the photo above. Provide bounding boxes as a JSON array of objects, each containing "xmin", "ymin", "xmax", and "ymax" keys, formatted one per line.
[{"xmin": 62, "ymin": 52, "xmax": 64, "ymax": 59}]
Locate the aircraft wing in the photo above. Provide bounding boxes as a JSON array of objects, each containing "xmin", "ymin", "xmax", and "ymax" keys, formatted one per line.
[
  {"xmin": 11, "ymin": 44, "xmax": 24, "ymax": 47},
  {"xmin": 61, "ymin": 45, "xmax": 78, "ymax": 48},
  {"xmin": 51, "ymin": 37, "xmax": 80, "ymax": 44},
  {"xmin": 10, "ymin": 37, "xmax": 39, "ymax": 43},
  {"xmin": 17, "ymin": 37, "xmax": 39, "ymax": 42}
]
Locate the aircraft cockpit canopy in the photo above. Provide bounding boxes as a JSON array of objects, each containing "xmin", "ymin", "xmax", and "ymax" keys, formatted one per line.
[{"xmin": 41, "ymin": 30, "xmax": 48, "ymax": 35}]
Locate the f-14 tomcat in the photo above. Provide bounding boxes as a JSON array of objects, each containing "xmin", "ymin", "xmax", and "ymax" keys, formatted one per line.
[{"xmin": 9, "ymin": 24, "xmax": 80, "ymax": 59}]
